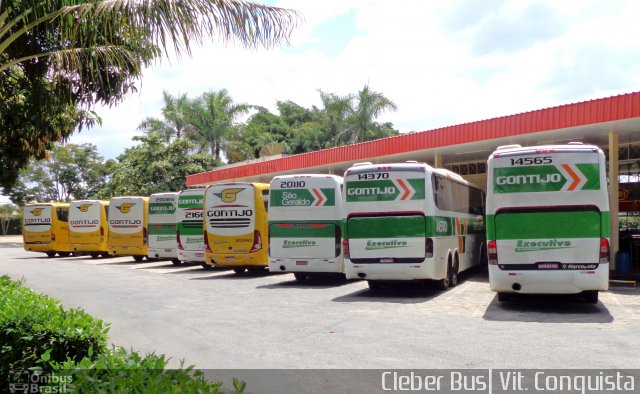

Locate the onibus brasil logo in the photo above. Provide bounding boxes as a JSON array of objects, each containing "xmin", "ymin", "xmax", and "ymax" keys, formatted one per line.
[{"xmin": 515, "ymin": 239, "xmax": 573, "ymax": 253}]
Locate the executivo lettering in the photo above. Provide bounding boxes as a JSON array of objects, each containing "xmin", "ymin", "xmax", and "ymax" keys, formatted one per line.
[
  {"xmin": 365, "ymin": 240, "xmax": 408, "ymax": 250},
  {"xmin": 283, "ymin": 240, "xmax": 317, "ymax": 248},
  {"xmin": 515, "ymin": 239, "xmax": 573, "ymax": 252}
]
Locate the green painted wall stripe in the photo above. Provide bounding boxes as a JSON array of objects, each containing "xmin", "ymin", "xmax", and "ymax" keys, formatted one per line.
[
  {"xmin": 348, "ymin": 216, "xmax": 425, "ymax": 239},
  {"xmin": 488, "ymin": 210, "xmax": 605, "ymax": 240}
]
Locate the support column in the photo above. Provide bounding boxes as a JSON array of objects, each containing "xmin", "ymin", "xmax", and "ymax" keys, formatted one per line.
[
  {"xmin": 609, "ymin": 131, "xmax": 619, "ymax": 270},
  {"xmin": 434, "ymin": 153, "xmax": 443, "ymax": 168}
]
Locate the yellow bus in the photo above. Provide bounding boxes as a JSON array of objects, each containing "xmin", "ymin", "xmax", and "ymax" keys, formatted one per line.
[
  {"xmin": 23, "ymin": 202, "xmax": 72, "ymax": 257},
  {"xmin": 69, "ymin": 200, "xmax": 110, "ymax": 258},
  {"xmin": 107, "ymin": 196, "xmax": 149, "ymax": 261},
  {"xmin": 203, "ymin": 182, "xmax": 270, "ymax": 274}
]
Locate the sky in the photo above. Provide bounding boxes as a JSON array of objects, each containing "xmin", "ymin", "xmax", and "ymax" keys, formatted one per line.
[{"xmin": 2, "ymin": 0, "xmax": 639, "ymax": 205}]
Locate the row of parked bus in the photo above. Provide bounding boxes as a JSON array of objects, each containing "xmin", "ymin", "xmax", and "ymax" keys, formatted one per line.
[{"xmin": 22, "ymin": 143, "xmax": 611, "ymax": 302}]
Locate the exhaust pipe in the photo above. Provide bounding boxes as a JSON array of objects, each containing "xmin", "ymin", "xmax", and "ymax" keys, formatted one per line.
[
  {"xmin": 280, "ymin": 265, "xmax": 286, "ymax": 271},
  {"xmin": 512, "ymin": 283, "xmax": 521, "ymax": 291},
  {"xmin": 358, "ymin": 272, "xmax": 366, "ymax": 278}
]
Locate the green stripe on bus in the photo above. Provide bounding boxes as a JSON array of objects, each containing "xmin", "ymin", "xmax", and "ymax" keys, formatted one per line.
[
  {"xmin": 488, "ymin": 210, "xmax": 603, "ymax": 240},
  {"xmin": 149, "ymin": 202, "xmax": 175, "ymax": 214},
  {"xmin": 345, "ymin": 178, "xmax": 425, "ymax": 202},
  {"xmin": 148, "ymin": 223, "xmax": 176, "ymax": 235},
  {"xmin": 347, "ymin": 216, "xmax": 425, "ymax": 239},
  {"xmin": 270, "ymin": 188, "xmax": 336, "ymax": 207},
  {"xmin": 178, "ymin": 195, "xmax": 203, "ymax": 209},
  {"xmin": 493, "ymin": 163, "xmax": 599, "ymax": 193},
  {"xmin": 177, "ymin": 224, "xmax": 203, "ymax": 236},
  {"xmin": 270, "ymin": 222, "xmax": 337, "ymax": 238}
]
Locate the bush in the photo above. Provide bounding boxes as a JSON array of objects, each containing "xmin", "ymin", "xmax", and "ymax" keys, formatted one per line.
[
  {"xmin": 1, "ymin": 276, "xmax": 245, "ymax": 393},
  {"xmin": 47, "ymin": 347, "xmax": 245, "ymax": 393},
  {"xmin": 0, "ymin": 276, "xmax": 110, "ymax": 382}
]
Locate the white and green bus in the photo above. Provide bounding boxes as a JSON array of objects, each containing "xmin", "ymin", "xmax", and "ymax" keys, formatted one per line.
[
  {"xmin": 148, "ymin": 192, "xmax": 179, "ymax": 264},
  {"xmin": 268, "ymin": 174, "xmax": 344, "ymax": 280},
  {"xmin": 176, "ymin": 188, "xmax": 206, "ymax": 264},
  {"xmin": 486, "ymin": 143, "xmax": 610, "ymax": 303},
  {"xmin": 343, "ymin": 162, "xmax": 486, "ymax": 290}
]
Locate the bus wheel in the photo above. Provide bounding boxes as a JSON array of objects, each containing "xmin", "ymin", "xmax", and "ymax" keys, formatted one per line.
[
  {"xmin": 497, "ymin": 292, "xmax": 511, "ymax": 302},
  {"xmin": 367, "ymin": 280, "xmax": 382, "ymax": 291},
  {"xmin": 90, "ymin": 253, "xmax": 99, "ymax": 259},
  {"xmin": 171, "ymin": 259, "xmax": 182, "ymax": 266},
  {"xmin": 100, "ymin": 252, "xmax": 110, "ymax": 258},
  {"xmin": 202, "ymin": 263, "xmax": 213, "ymax": 270},
  {"xmin": 46, "ymin": 252, "xmax": 56, "ymax": 258},
  {"xmin": 294, "ymin": 273, "xmax": 308, "ymax": 281},
  {"xmin": 584, "ymin": 291, "xmax": 599, "ymax": 304},
  {"xmin": 58, "ymin": 252, "xmax": 71, "ymax": 257},
  {"xmin": 449, "ymin": 257, "xmax": 459, "ymax": 287},
  {"xmin": 233, "ymin": 267, "xmax": 246, "ymax": 275},
  {"xmin": 133, "ymin": 255, "xmax": 144, "ymax": 262},
  {"xmin": 436, "ymin": 260, "xmax": 452, "ymax": 290}
]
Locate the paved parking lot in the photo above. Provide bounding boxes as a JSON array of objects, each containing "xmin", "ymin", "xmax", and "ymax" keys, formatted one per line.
[{"xmin": 2, "ymin": 242, "xmax": 640, "ymax": 370}]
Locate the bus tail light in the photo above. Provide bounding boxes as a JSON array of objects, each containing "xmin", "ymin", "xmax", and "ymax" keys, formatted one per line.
[
  {"xmin": 177, "ymin": 230, "xmax": 183, "ymax": 250},
  {"xmin": 100, "ymin": 227, "xmax": 104, "ymax": 238},
  {"xmin": 51, "ymin": 233, "xmax": 55, "ymax": 242},
  {"xmin": 599, "ymin": 238, "xmax": 610, "ymax": 264},
  {"xmin": 488, "ymin": 240, "xmax": 498, "ymax": 265},
  {"xmin": 203, "ymin": 230, "xmax": 211, "ymax": 253},
  {"xmin": 250, "ymin": 230, "xmax": 262, "ymax": 253},
  {"xmin": 343, "ymin": 239, "xmax": 350, "ymax": 259},
  {"xmin": 143, "ymin": 228, "xmax": 148, "ymax": 245},
  {"xmin": 425, "ymin": 237, "xmax": 434, "ymax": 258}
]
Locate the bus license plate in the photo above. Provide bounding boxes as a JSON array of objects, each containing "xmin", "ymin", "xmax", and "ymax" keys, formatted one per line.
[
  {"xmin": 296, "ymin": 261, "xmax": 308, "ymax": 265},
  {"xmin": 196, "ymin": 253, "xmax": 204, "ymax": 257},
  {"xmin": 380, "ymin": 258, "xmax": 394, "ymax": 263},
  {"xmin": 164, "ymin": 249, "xmax": 172, "ymax": 253}
]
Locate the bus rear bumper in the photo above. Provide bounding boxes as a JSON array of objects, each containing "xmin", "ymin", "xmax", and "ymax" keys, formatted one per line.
[
  {"xmin": 344, "ymin": 259, "xmax": 441, "ymax": 281},
  {"xmin": 71, "ymin": 243, "xmax": 108, "ymax": 253},
  {"xmin": 489, "ymin": 264, "xmax": 609, "ymax": 294},
  {"xmin": 268, "ymin": 257, "xmax": 344, "ymax": 274},
  {"xmin": 206, "ymin": 251, "xmax": 268, "ymax": 268},
  {"xmin": 178, "ymin": 249, "xmax": 205, "ymax": 263},
  {"xmin": 148, "ymin": 248, "xmax": 178, "ymax": 259}
]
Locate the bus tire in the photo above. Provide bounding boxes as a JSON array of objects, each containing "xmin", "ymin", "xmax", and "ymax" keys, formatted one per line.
[
  {"xmin": 584, "ymin": 291, "xmax": 599, "ymax": 304},
  {"xmin": 449, "ymin": 255, "xmax": 459, "ymax": 287},
  {"xmin": 367, "ymin": 280, "xmax": 382, "ymax": 291},
  {"xmin": 46, "ymin": 252, "xmax": 56, "ymax": 258},
  {"xmin": 90, "ymin": 253, "xmax": 99, "ymax": 259},
  {"xmin": 58, "ymin": 252, "xmax": 70, "ymax": 257},
  {"xmin": 171, "ymin": 259, "xmax": 182, "ymax": 266},
  {"xmin": 133, "ymin": 255, "xmax": 144, "ymax": 262},
  {"xmin": 437, "ymin": 258, "xmax": 452, "ymax": 290},
  {"xmin": 294, "ymin": 273, "xmax": 308, "ymax": 281},
  {"xmin": 233, "ymin": 267, "xmax": 246, "ymax": 275},
  {"xmin": 100, "ymin": 252, "xmax": 110, "ymax": 258},
  {"xmin": 497, "ymin": 292, "xmax": 511, "ymax": 302}
]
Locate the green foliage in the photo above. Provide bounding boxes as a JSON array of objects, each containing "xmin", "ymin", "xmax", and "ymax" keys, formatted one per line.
[
  {"xmin": 97, "ymin": 134, "xmax": 218, "ymax": 198},
  {"xmin": 0, "ymin": 0, "xmax": 299, "ymax": 190},
  {"xmin": 0, "ymin": 276, "xmax": 110, "ymax": 383},
  {"xmin": 47, "ymin": 347, "xmax": 245, "ymax": 393},
  {"xmin": 3, "ymin": 143, "xmax": 112, "ymax": 206}
]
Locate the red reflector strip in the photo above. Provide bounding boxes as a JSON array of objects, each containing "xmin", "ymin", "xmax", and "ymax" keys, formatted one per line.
[{"xmin": 509, "ymin": 273, "xmax": 516, "ymax": 276}]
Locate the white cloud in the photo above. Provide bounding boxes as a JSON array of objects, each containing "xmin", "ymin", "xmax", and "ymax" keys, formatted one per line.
[{"xmin": 70, "ymin": 0, "xmax": 640, "ymax": 159}]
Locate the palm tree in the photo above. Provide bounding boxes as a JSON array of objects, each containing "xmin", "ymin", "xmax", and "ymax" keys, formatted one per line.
[
  {"xmin": 185, "ymin": 89, "xmax": 251, "ymax": 161},
  {"xmin": 317, "ymin": 89, "xmax": 352, "ymax": 144},
  {"xmin": 137, "ymin": 91, "xmax": 190, "ymax": 143},
  {"xmin": 0, "ymin": 0, "xmax": 299, "ymax": 189},
  {"xmin": 337, "ymin": 84, "xmax": 398, "ymax": 144}
]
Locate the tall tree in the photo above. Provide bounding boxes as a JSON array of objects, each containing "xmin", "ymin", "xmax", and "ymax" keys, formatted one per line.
[
  {"xmin": 0, "ymin": 0, "xmax": 299, "ymax": 189},
  {"xmin": 137, "ymin": 91, "xmax": 190, "ymax": 143},
  {"xmin": 4, "ymin": 143, "xmax": 112, "ymax": 206},
  {"xmin": 96, "ymin": 134, "xmax": 217, "ymax": 198},
  {"xmin": 185, "ymin": 89, "xmax": 251, "ymax": 161},
  {"xmin": 337, "ymin": 85, "xmax": 398, "ymax": 144},
  {"xmin": 318, "ymin": 89, "xmax": 352, "ymax": 143}
]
